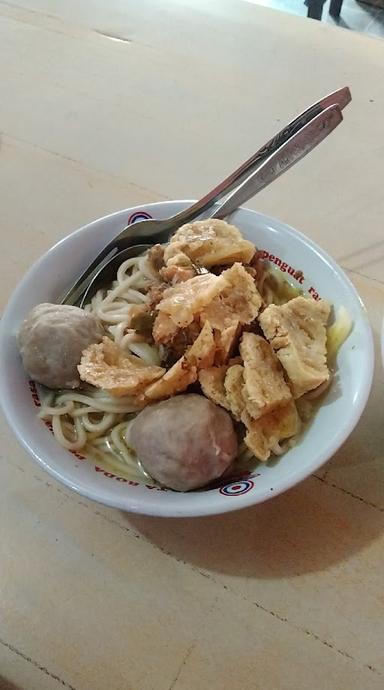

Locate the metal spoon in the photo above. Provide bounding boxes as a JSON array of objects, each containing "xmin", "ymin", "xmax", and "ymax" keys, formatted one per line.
[
  {"xmin": 63, "ymin": 87, "xmax": 350, "ymax": 306},
  {"xmin": 79, "ymin": 103, "xmax": 343, "ymax": 307}
]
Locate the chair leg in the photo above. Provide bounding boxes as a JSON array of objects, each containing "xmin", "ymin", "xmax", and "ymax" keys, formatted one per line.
[
  {"xmin": 306, "ymin": 0, "xmax": 324, "ymax": 20},
  {"xmin": 329, "ymin": 0, "xmax": 343, "ymax": 17}
]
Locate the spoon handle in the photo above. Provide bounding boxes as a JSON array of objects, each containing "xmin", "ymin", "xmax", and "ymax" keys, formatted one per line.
[
  {"xmin": 62, "ymin": 89, "xmax": 349, "ymax": 306},
  {"xmin": 211, "ymin": 104, "xmax": 343, "ymax": 220},
  {"xmin": 163, "ymin": 87, "xmax": 350, "ymax": 228}
]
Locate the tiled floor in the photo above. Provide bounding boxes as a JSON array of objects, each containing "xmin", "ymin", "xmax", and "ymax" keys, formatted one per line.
[{"xmin": 245, "ymin": 0, "xmax": 384, "ymax": 38}]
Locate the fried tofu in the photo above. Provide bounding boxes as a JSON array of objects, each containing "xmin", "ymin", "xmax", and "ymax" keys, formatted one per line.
[
  {"xmin": 160, "ymin": 264, "xmax": 197, "ymax": 284},
  {"xmin": 259, "ymin": 296, "xmax": 331, "ymax": 398},
  {"xmin": 78, "ymin": 337, "xmax": 165, "ymax": 397},
  {"xmin": 214, "ymin": 322, "xmax": 241, "ymax": 366},
  {"xmin": 145, "ymin": 322, "xmax": 215, "ymax": 400},
  {"xmin": 221, "ymin": 353, "xmax": 299, "ymax": 461},
  {"xmin": 199, "ymin": 365, "xmax": 230, "ymax": 410},
  {"xmin": 201, "ymin": 263, "xmax": 262, "ymax": 330},
  {"xmin": 244, "ymin": 400, "xmax": 301, "ymax": 462},
  {"xmin": 152, "ymin": 311, "xmax": 179, "ymax": 345},
  {"xmin": 198, "ymin": 356, "xmax": 243, "ymax": 409},
  {"xmin": 186, "ymin": 321, "xmax": 216, "ymax": 370},
  {"xmin": 144, "ymin": 359, "xmax": 197, "ymax": 401},
  {"xmin": 224, "ymin": 364, "xmax": 246, "ymax": 421},
  {"xmin": 239, "ymin": 332, "xmax": 292, "ymax": 419},
  {"xmin": 155, "ymin": 272, "xmax": 227, "ymax": 329},
  {"xmin": 163, "ymin": 219, "xmax": 255, "ymax": 268},
  {"xmin": 154, "ymin": 263, "xmax": 261, "ymax": 358},
  {"xmin": 203, "ymin": 263, "xmax": 262, "ymax": 364}
]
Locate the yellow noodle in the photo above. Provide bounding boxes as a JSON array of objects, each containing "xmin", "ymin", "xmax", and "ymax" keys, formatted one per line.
[
  {"xmin": 39, "ymin": 248, "xmax": 351, "ymax": 486},
  {"xmin": 81, "ymin": 412, "xmax": 118, "ymax": 434},
  {"xmin": 40, "ymin": 255, "xmax": 160, "ymax": 482}
]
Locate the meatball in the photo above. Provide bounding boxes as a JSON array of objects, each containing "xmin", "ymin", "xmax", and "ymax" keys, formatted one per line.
[
  {"xmin": 17, "ymin": 303, "xmax": 104, "ymax": 389},
  {"xmin": 129, "ymin": 394, "xmax": 238, "ymax": 491}
]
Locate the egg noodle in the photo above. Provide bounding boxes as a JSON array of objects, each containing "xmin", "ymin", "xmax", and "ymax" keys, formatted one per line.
[
  {"xmin": 39, "ymin": 254, "xmax": 161, "ymax": 481},
  {"xmin": 39, "ymin": 251, "xmax": 351, "ymax": 484}
]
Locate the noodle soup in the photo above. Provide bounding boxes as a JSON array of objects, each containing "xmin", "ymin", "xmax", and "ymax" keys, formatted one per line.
[{"xmin": 32, "ymin": 219, "xmax": 351, "ymax": 490}]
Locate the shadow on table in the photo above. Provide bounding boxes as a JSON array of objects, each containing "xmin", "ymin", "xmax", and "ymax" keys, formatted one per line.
[
  {"xmin": 125, "ymin": 466, "xmax": 383, "ymax": 579},
  {"xmin": 125, "ymin": 321, "xmax": 383, "ymax": 580},
  {"xmin": 0, "ymin": 676, "xmax": 22, "ymax": 690}
]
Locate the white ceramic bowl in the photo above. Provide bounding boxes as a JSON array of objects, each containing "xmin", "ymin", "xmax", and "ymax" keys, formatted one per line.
[{"xmin": 0, "ymin": 202, "xmax": 374, "ymax": 517}]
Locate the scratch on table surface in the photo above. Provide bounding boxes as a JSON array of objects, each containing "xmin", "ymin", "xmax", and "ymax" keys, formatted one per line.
[
  {"xmin": 3, "ymin": 449, "xmax": 384, "ymax": 676},
  {"xmin": 0, "ymin": 637, "xmax": 78, "ymax": 690},
  {"xmin": 0, "ymin": 0, "xmax": 159, "ymax": 52},
  {"xmin": 94, "ymin": 29, "xmax": 132, "ymax": 44},
  {"xmin": 3, "ymin": 133, "xmax": 169, "ymax": 201},
  {"xmin": 0, "ymin": 0, "xmax": 89, "ymax": 40},
  {"xmin": 344, "ymin": 267, "xmax": 384, "ymax": 290},
  {"xmin": 314, "ymin": 474, "xmax": 384, "ymax": 513},
  {"xmin": 168, "ymin": 643, "xmax": 196, "ymax": 690},
  {"xmin": 339, "ymin": 239, "xmax": 384, "ymax": 264},
  {"xmin": 5, "ymin": 459, "xmax": 384, "ymax": 677}
]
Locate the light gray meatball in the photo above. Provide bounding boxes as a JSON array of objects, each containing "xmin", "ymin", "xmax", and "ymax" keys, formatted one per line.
[
  {"xmin": 129, "ymin": 394, "xmax": 238, "ymax": 491},
  {"xmin": 17, "ymin": 303, "xmax": 104, "ymax": 389}
]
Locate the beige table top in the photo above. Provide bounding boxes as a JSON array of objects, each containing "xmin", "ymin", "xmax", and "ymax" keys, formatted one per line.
[{"xmin": 1, "ymin": 1, "xmax": 384, "ymax": 688}]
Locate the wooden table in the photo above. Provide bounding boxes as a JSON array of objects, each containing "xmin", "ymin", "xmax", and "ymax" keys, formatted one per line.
[{"xmin": 1, "ymin": 2, "xmax": 384, "ymax": 688}]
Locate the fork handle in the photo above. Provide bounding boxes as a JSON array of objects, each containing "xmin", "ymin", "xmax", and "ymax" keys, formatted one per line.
[
  {"xmin": 161, "ymin": 87, "xmax": 350, "ymax": 228},
  {"xmin": 63, "ymin": 89, "xmax": 349, "ymax": 306},
  {"xmin": 211, "ymin": 104, "xmax": 343, "ymax": 220}
]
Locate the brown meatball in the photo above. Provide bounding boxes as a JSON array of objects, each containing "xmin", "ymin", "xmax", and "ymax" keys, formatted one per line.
[
  {"xmin": 17, "ymin": 303, "xmax": 104, "ymax": 389},
  {"xmin": 129, "ymin": 394, "xmax": 238, "ymax": 491}
]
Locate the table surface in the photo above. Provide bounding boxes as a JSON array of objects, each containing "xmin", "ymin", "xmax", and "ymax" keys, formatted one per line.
[{"xmin": 1, "ymin": 1, "xmax": 384, "ymax": 689}]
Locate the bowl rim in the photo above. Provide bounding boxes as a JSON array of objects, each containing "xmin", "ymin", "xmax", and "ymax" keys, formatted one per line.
[{"xmin": 0, "ymin": 201, "xmax": 375, "ymax": 517}]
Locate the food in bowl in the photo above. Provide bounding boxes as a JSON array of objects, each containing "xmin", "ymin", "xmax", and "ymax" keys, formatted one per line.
[
  {"xmin": 130, "ymin": 394, "xmax": 238, "ymax": 491},
  {"xmin": 17, "ymin": 219, "xmax": 351, "ymax": 491},
  {"xmin": 17, "ymin": 303, "xmax": 104, "ymax": 389}
]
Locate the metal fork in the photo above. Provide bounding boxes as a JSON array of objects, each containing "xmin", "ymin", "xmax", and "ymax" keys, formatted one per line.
[
  {"xmin": 63, "ymin": 87, "xmax": 350, "ymax": 306},
  {"xmin": 77, "ymin": 103, "xmax": 343, "ymax": 306}
]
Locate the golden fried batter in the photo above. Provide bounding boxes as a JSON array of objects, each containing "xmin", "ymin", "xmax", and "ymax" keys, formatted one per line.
[
  {"xmin": 164, "ymin": 219, "xmax": 255, "ymax": 268},
  {"xmin": 78, "ymin": 337, "xmax": 165, "ymax": 397}
]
